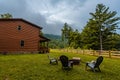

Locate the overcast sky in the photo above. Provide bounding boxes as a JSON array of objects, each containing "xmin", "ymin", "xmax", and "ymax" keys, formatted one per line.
[{"xmin": 0, "ymin": 0, "xmax": 120, "ymax": 35}]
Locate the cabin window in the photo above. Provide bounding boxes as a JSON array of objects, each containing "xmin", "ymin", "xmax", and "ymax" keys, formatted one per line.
[
  {"xmin": 17, "ymin": 25, "xmax": 21, "ymax": 30},
  {"xmin": 20, "ymin": 40, "xmax": 24, "ymax": 47}
]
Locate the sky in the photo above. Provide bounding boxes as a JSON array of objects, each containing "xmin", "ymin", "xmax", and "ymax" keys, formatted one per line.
[{"xmin": 0, "ymin": 0, "xmax": 120, "ymax": 35}]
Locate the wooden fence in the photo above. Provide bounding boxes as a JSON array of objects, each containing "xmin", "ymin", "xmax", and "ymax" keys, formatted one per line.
[{"xmin": 58, "ymin": 49, "xmax": 120, "ymax": 58}]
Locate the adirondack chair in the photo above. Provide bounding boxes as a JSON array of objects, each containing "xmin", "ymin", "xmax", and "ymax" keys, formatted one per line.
[
  {"xmin": 86, "ymin": 56, "xmax": 103, "ymax": 72},
  {"xmin": 59, "ymin": 55, "xmax": 73, "ymax": 70},
  {"xmin": 48, "ymin": 55, "xmax": 58, "ymax": 65}
]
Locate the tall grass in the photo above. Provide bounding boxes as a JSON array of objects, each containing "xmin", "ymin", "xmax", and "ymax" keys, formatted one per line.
[{"xmin": 0, "ymin": 50, "xmax": 120, "ymax": 80}]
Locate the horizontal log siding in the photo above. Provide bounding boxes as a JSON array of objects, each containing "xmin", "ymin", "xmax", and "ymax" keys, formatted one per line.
[{"xmin": 0, "ymin": 20, "xmax": 40, "ymax": 52}]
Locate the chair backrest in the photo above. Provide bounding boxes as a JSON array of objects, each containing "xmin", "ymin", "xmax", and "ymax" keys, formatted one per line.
[
  {"xmin": 48, "ymin": 55, "xmax": 54, "ymax": 60},
  {"xmin": 60, "ymin": 55, "xmax": 69, "ymax": 67},
  {"xmin": 94, "ymin": 56, "xmax": 103, "ymax": 68}
]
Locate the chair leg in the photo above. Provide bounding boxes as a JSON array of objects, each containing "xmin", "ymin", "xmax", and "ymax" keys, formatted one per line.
[
  {"xmin": 50, "ymin": 61, "xmax": 52, "ymax": 64},
  {"xmin": 98, "ymin": 67, "xmax": 101, "ymax": 72},
  {"xmin": 56, "ymin": 60, "xmax": 58, "ymax": 65},
  {"xmin": 85, "ymin": 63, "xmax": 88, "ymax": 70},
  {"xmin": 71, "ymin": 63, "xmax": 73, "ymax": 68},
  {"xmin": 93, "ymin": 69, "xmax": 96, "ymax": 72}
]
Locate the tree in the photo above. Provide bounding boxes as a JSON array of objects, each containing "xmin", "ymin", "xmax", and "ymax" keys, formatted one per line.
[
  {"xmin": 0, "ymin": 13, "xmax": 13, "ymax": 18},
  {"xmin": 114, "ymin": 34, "xmax": 120, "ymax": 50},
  {"xmin": 61, "ymin": 23, "xmax": 81, "ymax": 48},
  {"xmin": 69, "ymin": 29, "xmax": 81, "ymax": 48},
  {"xmin": 81, "ymin": 4, "xmax": 120, "ymax": 51},
  {"xmin": 61, "ymin": 23, "xmax": 73, "ymax": 47}
]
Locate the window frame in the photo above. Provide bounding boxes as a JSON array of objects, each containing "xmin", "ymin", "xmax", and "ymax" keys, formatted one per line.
[
  {"xmin": 17, "ymin": 25, "xmax": 22, "ymax": 30},
  {"xmin": 20, "ymin": 40, "xmax": 24, "ymax": 47}
]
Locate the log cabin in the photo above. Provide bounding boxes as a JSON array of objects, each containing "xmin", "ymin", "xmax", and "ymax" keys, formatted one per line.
[{"xmin": 0, "ymin": 18, "xmax": 50, "ymax": 54}]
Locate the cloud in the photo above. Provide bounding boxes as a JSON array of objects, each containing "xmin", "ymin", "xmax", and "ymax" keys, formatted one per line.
[
  {"xmin": 0, "ymin": 0, "xmax": 120, "ymax": 35},
  {"xmin": 25, "ymin": 0, "xmax": 89, "ymax": 33},
  {"xmin": 0, "ymin": 0, "xmax": 27, "ymax": 15}
]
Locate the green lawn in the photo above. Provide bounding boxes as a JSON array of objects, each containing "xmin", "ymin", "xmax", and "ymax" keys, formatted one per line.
[{"xmin": 0, "ymin": 50, "xmax": 120, "ymax": 80}]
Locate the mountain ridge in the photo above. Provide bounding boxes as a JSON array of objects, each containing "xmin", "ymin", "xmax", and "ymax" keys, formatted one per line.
[{"xmin": 44, "ymin": 34, "xmax": 61, "ymax": 40}]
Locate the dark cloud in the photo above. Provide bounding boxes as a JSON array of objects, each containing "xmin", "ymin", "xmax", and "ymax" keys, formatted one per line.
[
  {"xmin": 0, "ymin": 0, "xmax": 120, "ymax": 35},
  {"xmin": 0, "ymin": 0, "xmax": 64, "ymax": 35},
  {"xmin": 43, "ymin": 21, "xmax": 64, "ymax": 35},
  {"xmin": 0, "ymin": 0, "xmax": 27, "ymax": 15}
]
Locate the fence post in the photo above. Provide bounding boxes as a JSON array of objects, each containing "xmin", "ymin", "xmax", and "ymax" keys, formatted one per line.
[
  {"xmin": 83, "ymin": 50, "xmax": 85, "ymax": 55},
  {"xmin": 109, "ymin": 50, "xmax": 111, "ymax": 58},
  {"xmin": 77, "ymin": 49, "xmax": 78, "ymax": 53},
  {"xmin": 93, "ymin": 50, "xmax": 95, "ymax": 56}
]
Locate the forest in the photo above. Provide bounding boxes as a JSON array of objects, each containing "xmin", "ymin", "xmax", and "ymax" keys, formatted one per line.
[{"xmin": 46, "ymin": 4, "xmax": 120, "ymax": 50}]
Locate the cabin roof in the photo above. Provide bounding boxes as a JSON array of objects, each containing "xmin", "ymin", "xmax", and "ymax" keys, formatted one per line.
[
  {"xmin": 39, "ymin": 35, "xmax": 50, "ymax": 42},
  {"xmin": 0, "ymin": 18, "xmax": 42, "ymax": 29}
]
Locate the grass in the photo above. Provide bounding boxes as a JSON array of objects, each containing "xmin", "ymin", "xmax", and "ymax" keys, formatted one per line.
[{"xmin": 0, "ymin": 49, "xmax": 120, "ymax": 80}]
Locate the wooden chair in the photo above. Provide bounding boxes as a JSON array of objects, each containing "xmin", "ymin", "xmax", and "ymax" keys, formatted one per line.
[
  {"xmin": 59, "ymin": 55, "xmax": 73, "ymax": 70},
  {"xmin": 48, "ymin": 55, "xmax": 58, "ymax": 65},
  {"xmin": 86, "ymin": 56, "xmax": 103, "ymax": 72}
]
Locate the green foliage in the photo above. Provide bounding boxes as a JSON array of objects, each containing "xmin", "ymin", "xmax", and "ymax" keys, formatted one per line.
[
  {"xmin": 0, "ymin": 13, "xmax": 13, "ymax": 18},
  {"xmin": 81, "ymin": 4, "xmax": 120, "ymax": 50},
  {"xmin": 61, "ymin": 23, "xmax": 73, "ymax": 46},
  {"xmin": 0, "ymin": 51, "xmax": 120, "ymax": 80},
  {"xmin": 44, "ymin": 34, "xmax": 65, "ymax": 48},
  {"xmin": 106, "ymin": 34, "xmax": 120, "ymax": 50},
  {"xmin": 61, "ymin": 23, "xmax": 81, "ymax": 48},
  {"xmin": 69, "ymin": 29, "xmax": 81, "ymax": 48}
]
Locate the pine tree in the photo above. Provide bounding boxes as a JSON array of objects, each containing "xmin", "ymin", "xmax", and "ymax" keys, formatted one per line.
[{"xmin": 81, "ymin": 4, "xmax": 120, "ymax": 51}]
